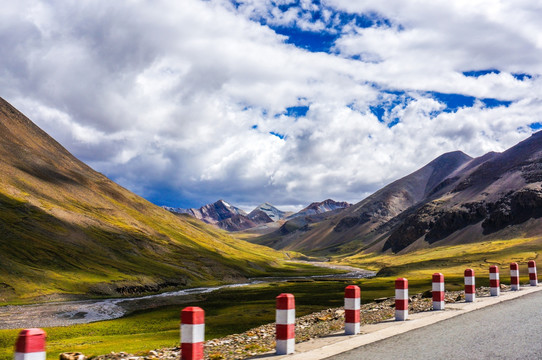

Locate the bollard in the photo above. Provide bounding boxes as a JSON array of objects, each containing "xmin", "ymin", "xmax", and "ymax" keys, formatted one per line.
[
  {"xmin": 14, "ymin": 328, "xmax": 46, "ymax": 360},
  {"xmin": 276, "ymin": 293, "xmax": 295, "ymax": 355},
  {"xmin": 395, "ymin": 278, "xmax": 408, "ymax": 321},
  {"xmin": 510, "ymin": 262, "xmax": 519, "ymax": 291},
  {"xmin": 432, "ymin": 273, "xmax": 445, "ymax": 310},
  {"xmin": 464, "ymin": 268, "xmax": 475, "ymax": 302},
  {"xmin": 490, "ymin": 265, "xmax": 500, "ymax": 296},
  {"xmin": 528, "ymin": 260, "xmax": 538, "ymax": 286},
  {"xmin": 344, "ymin": 285, "xmax": 360, "ymax": 335},
  {"xmin": 181, "ymin": 307, "xmax": 205, "ymax": 360}
]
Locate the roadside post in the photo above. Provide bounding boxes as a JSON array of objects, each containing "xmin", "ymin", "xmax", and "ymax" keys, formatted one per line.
[
  {"xmin": 14, "ymin": 328, "xmax": 46, "ymax": 360},
  {"xmin": 344, "ymin": 285, "xmax": 360, "ymax": 335},
  {"xmin": 490, "ymin": 265, "xmax": 500, "ymax": 296},
  {"xmin": 395, "ymin": 278, "xmax": 408, "ymax": 321},
  {"xmin": 276, "ymin": 293, "xmax": 295, "ymax": 355},
  {"xmin": 181, "ymin": 307, "xmax": 205, "ymax": 360},
  {"xmin": 432, "ymin": 273, "xmax": 445, "ymax": 310},
  {"xmin": 464, "ymin": 268, "xmax": 475, "ymax": 302}
]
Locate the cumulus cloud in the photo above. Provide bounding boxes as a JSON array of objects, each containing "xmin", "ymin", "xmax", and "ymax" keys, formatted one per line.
[{"xmin": 1, "ymin": 0, "xmax": 542, "ymax": 210}]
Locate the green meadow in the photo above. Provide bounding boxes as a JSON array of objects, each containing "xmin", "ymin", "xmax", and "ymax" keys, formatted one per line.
[
  {"xmin": 0, "ymin": 277, "xmax": 453, "ymax": 360},
  {"xmin": 342, "ymin": 236, "xmax": 542, "ymax": 282},
  {"xmin": 2, "ymin": 236, "xmax": 539, "ymax": 359}
]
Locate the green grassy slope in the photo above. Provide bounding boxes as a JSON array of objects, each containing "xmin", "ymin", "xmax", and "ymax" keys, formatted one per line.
[
  {"xmin": 0, "ymin": 97, "xmax": 315, "ymax": 303},
  {"xmin": 0, "ymin": 278, "xmax": 456, "ymax": 360},
  {"xmin": 340, "ymin": 236, "xmax": 542, "ymax": 282}
]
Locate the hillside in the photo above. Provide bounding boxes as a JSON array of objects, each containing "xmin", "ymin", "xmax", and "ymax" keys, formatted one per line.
[
  {"xmin": 248, "ymin": 203, "xmax": 289, "ymax": 221},
  {"xmin": 286, "ymin": 199, "xmax": 351, "ymax": 219},
  {"xmin": 249, "ymin": 132, "xmax": 542, "ymax": 259},
  {"xmin": 250, "ymin": 151, "xmax": 473, "ymax": 253},
  {"xmin": 379, "ymin": 131, "xmax": 542, "ymax": 253},
  {"xmin": 0, "ymin": 97, "xmax": 304, "ymax": 303}
]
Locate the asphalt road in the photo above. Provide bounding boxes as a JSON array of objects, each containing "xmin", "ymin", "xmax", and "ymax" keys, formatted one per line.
[{"xmin": 326, "ymin": 290, "xmax": 542, "ymax": 360}]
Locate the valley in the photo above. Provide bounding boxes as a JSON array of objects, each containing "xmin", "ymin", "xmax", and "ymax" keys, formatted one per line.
[
  {"xmin": 1, "ymin": 96, "xmax": 542, "ymax": 359},
  {"xmin": 0, "ymin": 262, "xmax": 374, "ymax": 329}
]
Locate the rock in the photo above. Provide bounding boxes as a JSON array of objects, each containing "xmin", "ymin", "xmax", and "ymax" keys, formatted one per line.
[
  {"xmin": 374, "ymin": 297, "xmax": 389, "ymax": 303},
  {"xmin": 88, "ymin": 287, "xmax": 514, "ymax": 360},
  {"xmin": 60, "ymin": 353, "xmax": 86, "ymax": 360},
  {"xmin": 421, "ymin": 290, "xmax": 432, "ymax": 298}
]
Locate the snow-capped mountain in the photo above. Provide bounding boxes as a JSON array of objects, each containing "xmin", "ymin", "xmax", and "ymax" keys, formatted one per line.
[
  {"xmin": 248, "ymin": 202, "xmax": 288, "ymax": 222},
  {"xmin": 165, "ymin": 199, "xmax": 247, "ymax": 224},
  {"xmin": 287, "ymin": 199, "xmax": 351, "ymax": 219}
]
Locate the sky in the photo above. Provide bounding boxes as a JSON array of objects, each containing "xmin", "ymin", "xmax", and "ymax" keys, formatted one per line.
[{"xmin": 2, "ymin": 0, "xmax": 542, "ymax": 212}]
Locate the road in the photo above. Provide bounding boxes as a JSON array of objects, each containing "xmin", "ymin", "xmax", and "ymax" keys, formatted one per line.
[{"xmin": 326, "ymin": 290, "xmax": 542, "ymax": 360}]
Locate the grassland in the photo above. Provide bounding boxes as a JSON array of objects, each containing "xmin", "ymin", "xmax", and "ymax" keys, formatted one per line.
[
  {"xmin": 340, "ymin": 236, "xmax": 542, "ymax": 284},
  {"xmin": 2, "ymin": 98, "xmax": 346, "ymax": 304},
  {"xmin": 0, "ymin": 277, "xmax": 459, "ymax": 360},
  {"xmin": 2, "ymin": 236, "xmax": 539, "ymax": 359}
]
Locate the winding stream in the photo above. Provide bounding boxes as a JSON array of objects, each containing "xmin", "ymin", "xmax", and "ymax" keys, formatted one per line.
[{"xmin": 0, "ymin": 263, "xmax": 374, "ymax": 329}]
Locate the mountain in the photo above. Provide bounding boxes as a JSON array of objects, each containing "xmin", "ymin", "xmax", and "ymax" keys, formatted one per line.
[
  {"xmin": 287, "ymin": 199, "xmax": 351, "ymax": 219},
  {"xmin": 249, "ymin": 206, "xmax": 347, "ymax": 250},
  {"xmin": 215, "ymin": 213, "xmax": 267, "ymax": 232},
  {"xmin": 184, "ymin": 200, "xmax": 247, "ymax": 224},
  {"xmin": 379, "ymin": 131, "xmax": 542, "ymax": 253},
  {"xmin": 248, "ymin": 202, "xmax": 288, "ymax": 221},
  {"xmin": 248, "ymin": 151, "xmax": 473, "ymax": 253},
  {"xmin": 166, "ymin": 200, "xmax": 275, "ymax": 232},
  {"xmin": 0, "ymin": 97, "xmax": 293, "ymax": 303},
  {"xmin": 252, "ymin": 133, "xmax": 542, "ymax": 256}
]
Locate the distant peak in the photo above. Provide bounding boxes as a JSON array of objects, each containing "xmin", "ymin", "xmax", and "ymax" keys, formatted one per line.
[
  {"xmin": 216, "ymin": 199, "xmax": 231, "ymax": 207},
  {"xmin": 434, "ymin": 150, "xmax": 472, "ymax": 161}
]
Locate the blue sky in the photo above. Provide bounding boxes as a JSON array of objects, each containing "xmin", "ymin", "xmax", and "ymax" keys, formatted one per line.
[{"xmin": 1, "ymin": 0, "xmax": 542, "ymax": 211}]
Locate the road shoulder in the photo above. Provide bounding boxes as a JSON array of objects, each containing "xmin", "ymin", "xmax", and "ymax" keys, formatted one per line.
[{"xmin": 254, "ymin": 285, "xmax": 542, "ymax": 360}]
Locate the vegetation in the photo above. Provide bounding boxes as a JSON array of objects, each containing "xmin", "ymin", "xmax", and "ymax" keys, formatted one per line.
[
  {"xmin": 340, "ymin": 236, "xmax": 541, "ymax": 284},
  {"xmin": 0, "ymin": 184, "xmax": 335, "ymax": 304},
  {"xmin": 1, "ymin": 98, "xmax": 345, "ymax": 304},
  {"xmin": 0, "ymin": 277, "xmax": 456, "ymax": 360}
]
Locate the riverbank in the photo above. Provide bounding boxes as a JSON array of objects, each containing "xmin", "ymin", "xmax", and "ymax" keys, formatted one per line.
[
  {"xmin": 72, "ymin": 286, "xmax": 509, "ymax": 360},
  {"xmin": 4, "ymin": 274, "xmax": 406, "ymax": 359},
  {"xmin": 0, "ymin": 263, "xmax": 373, "ymax": 330}
]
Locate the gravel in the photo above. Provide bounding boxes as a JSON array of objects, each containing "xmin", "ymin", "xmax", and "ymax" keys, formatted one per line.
[{"xmin": 74, "ymin": 286, "xmax": 509, "ymax": 360}]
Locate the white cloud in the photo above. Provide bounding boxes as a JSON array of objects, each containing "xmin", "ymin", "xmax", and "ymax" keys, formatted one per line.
[{"xmin": 1, "ymin": 0, "xmax": 542, "ymax": 210}]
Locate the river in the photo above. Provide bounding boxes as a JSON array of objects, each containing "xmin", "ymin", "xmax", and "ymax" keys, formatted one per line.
[{"xmin": 0, "ymin": 263, "xmax": 374, "ymax": 329}]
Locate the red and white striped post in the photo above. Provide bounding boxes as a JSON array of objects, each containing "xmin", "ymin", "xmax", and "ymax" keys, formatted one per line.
[
  {"xmin": 276, "ymin": 293, "xmax": 295, "ymax": 355},
  {"xmin": 490, "ymin": 265, "xmax": 500, "ymax": 296},
  {"xmin": 432, "ymin": 273, "xmax": 445, "ymax": 310},
  {"xmin": 181, "ymin": 307, "xmax": 205, "ymax": 360},
  {"xmin": 344, "ymin": 285, "xmax": 360, "ymax": 335},
  {"xmin": 529, "ymin": 260, "xmax": 538, "ymax": 286},
  {"xmin": 395, "ymin": 278, "xmax": 408, "ymax": 321},
  {"xmin": 464, "ymin": 268, "xmax": 475, "ymax": 302},
  {"xmin": 510, "ymin": 262, "xmax": 520, "ymax": 291},
  {"xmin": 14, "ymin": 328, "xmax": 46, "ymax": 360}
]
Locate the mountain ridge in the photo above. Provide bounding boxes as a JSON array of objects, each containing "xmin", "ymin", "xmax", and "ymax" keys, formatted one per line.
[
  {"xmin": 248, "ymin": 133, "xmax": 542, "ymax": 257},
  {"xmin": 0, "ymin": 97, "xmax": 294, "ymax": 303},
  {"xmin": 251, "ymin": 150, "xmax": 473, "ymax": 253}
]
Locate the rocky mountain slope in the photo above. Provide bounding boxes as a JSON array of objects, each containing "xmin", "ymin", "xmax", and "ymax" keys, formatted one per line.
[
  {"xmin": 0, "ymin": 97, "xmax": 294, "ymax": 303},
  {"xmin": 248, "ymin": 202, "xmax": 289, "ymax": 221},
  {"xmin": 166, "ymin": 200, "xmax": 247, "ymax": 224},
  {"xmin": 251, "ymin": 151, "xmax": 473, "ymax": 253},
  {"xmin": 216, "ymin": 212, "xmax": 273, "ymax": 232},
  {"xmin": 287, "ymin": 199, "xmax": 351, "ymax": 219},
  {"xmin": 253, "ymin": 132, "xmax": 542, "ymax": 256},
  {"xmin": 166, "ymin": 200, "xmax": 276, "ymax": 232},
  {"xmin": 380, "ymin": 131, "xmax": 542, "ymax": 253}
]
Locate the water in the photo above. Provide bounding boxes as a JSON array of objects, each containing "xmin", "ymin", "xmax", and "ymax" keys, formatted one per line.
[{"xmin": 0, "ymin": 264, "xmax": 374, "ymax": 329}]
